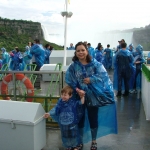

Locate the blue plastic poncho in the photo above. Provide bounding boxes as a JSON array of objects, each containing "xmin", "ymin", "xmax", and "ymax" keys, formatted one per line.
[
  {"xmin": 147, "ymin": 52, "xmax": 150, "ymax": 64},
  {"xmin": 68, "ymin": 46, "xmax": 75, "ymax": 50},
  {"xmin": 103, "ymin": 48, "xmax": 113, "ymax": 69},
  {"xmin": 30, "ymin": 44, "xmax": 45, "ymax": 68},
  {"xmin": 113, "ymin": 49, "xmax": 134, "ymax": 91},
  {"xmin": 0, "ymin": 59, "xmax": 2, "ymax": 68},
  {"xmin": 50, "ymin": 98, "xmax": 83, "ymax": 148},
  {"xmin": 95, "ymin": 50, "xmax": 103, "ymax": 63},
  {"xmin": 132, "ymin": 45, "xmax": 145, "ymax": 90},
  {"xmin": 1, "ymin": 47, "xmax": 10, "ymax": 70},
  {"xmin": 88, "ymin": 46, "xmax": 95, "ymax": 59},
  {"xmin": 44, "ymin": 48, "xmax": 51, "ymax": 64},
  {"xmin": 23, "ymin": 46, "xmax": 31, "ymax": 70},
  {"xmin": 65, "ymin": 59, "xmax": 117, "ymax": 143},
  {"xmin": 128, "ymin": 43, "xmax": 135, "ymax": 53},
  {"xmin": 115, "ymin": 45, "xmax": 121, "ymax": 53},
  {"xmin": 9, "ymin": 50, "xmax": 25, "ymax": 71}
]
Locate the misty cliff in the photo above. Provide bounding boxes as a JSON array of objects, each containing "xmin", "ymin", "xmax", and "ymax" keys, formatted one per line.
[
  {"xmin": 0, "ymin": 17, "xmax": 63, "ymax": 51},
  {"xmin": 132, "ymin": 25, "xmax": 150, "ymax": 51}
]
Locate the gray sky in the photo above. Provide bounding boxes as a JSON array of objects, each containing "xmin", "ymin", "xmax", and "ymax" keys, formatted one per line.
[{"xmin": 0, "ymin": 0, "xmax": 150, "ymax": 47}]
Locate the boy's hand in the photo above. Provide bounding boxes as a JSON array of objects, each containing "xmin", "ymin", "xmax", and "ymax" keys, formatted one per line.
[{"xmin": 43, "ymin": 113, "xmax": 50, "ymax": 118}]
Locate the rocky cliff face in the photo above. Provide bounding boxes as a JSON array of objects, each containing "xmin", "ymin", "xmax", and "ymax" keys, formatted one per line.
[
  {"xmin": 0, "ymin": 17, "xmax": 63, "ymax": 51},
  {"xmin": 0, "ymin": 19, "xmax": 43, "ymax": 39},
  {"xmin": 132, "ymin": 26, "xmax": 150, "ymax": 51}
]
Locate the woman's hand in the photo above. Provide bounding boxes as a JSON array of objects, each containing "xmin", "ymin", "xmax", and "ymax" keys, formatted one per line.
[
  {"xmin": 83, "ymin": 78, "xmax": 90, "ymax": 84},
  {"xmin": 43, "ymin": 113, "xmax": 50, "ymax": 118},
  {"xmin": 76, "ymin": 88, "xmax": 85, "ymax": 98}
]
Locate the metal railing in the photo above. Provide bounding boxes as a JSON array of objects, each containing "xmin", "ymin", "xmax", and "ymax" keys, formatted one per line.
[{"xmin": 0, "ymin": 70, "xmax": 64, "ymax": 127}]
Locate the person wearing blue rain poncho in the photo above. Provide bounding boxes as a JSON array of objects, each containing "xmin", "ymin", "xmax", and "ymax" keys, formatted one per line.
[
  {"xmin": 65, "ymin": 42, "xmax": 117, "ymax": 150},
  {"xmin": 114, "ymin": 42, "xmax": 134, "ymax": 97},
  {"xmin": 128, "ymin": 43, "xmax": 135, "ymax": 54},
  {"xmin": 23, "ymin": 46, "xmax": 31, "ymax": 71},
  {"xmin": 0, "ymin": 59, "xmax": 2, "ymax": 69},
  {"xmin": 29, "ymin": 39, "xmax": 45, "ymax": 89},
  {"xmin": 95, "ymin": 44, "xmax": 104, "ymax": 63},
  {"xmin": 103, "ymin": 44, "xmax": 113, "ymax": 69},
  {"xmin": 130, "ymin": 45, "xmax": 145, "ymax": 93},
  {"xmin": 147, "ymin": 51, "xmax": 150, "ymax": 64},
  {"xmin": 68, "ymin": 43, "xmax": 75, "ymax": 50},
  {"xmin": 44, "ymin": 86, "xmax": 85, "ymax": 150},
  {"xmin": 127, "ymin": 44, "xmax": 136, "ymax": 93},
  {"xmin": 1, "ymin": 47, "xmax": 10, "ymax": 70},
  {"xmin": 29, "ymin": 39, "xmax": 45, "ymax": 70},
  {"xmin": 87, "ymin": 43, "xmax": 95, "ymax": 59},
  {"xmin": 9, "ymin": 47, "xmax": 25, "ymax": 71},
  {"xmin": 44, "ymin": 44, "xmax": 52, "ymax": 64}
]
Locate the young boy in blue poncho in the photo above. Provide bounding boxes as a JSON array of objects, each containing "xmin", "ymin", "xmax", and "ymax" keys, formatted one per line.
[{"xmin": 44, "ymin": 86, "xmax": 85, "ymax": 150}]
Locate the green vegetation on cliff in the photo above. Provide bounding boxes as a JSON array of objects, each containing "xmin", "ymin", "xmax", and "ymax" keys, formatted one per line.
[
  {"xmin": 132, "ymin": 27, "xmax": 150, "ymax": 51},
  {"xmin": 0, "ymin": 17, "xmax": 63, "ymax": 52}
]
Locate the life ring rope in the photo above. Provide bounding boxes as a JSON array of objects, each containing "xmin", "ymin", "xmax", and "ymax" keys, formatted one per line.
[
  {"xmin": 21, "ymin": 77, "xmax": 27, "ymax": 83},
  {"xmin": 1, "ymin": 73, "xmax": 34, "ymax": 102},
  {"xmin": 2, "ymin": 79, "xmax": 9, "ymax": 85}
]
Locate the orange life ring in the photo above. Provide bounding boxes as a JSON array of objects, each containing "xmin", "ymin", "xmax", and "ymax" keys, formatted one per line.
[{"xmin": 1, "ymin": 73, "xmax": 34, "ymax": 102}]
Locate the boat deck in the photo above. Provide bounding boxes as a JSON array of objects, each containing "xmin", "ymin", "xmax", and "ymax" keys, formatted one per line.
[{"xmin": 43, "ymin": 70, "xmax": 150, "ymax": 150}]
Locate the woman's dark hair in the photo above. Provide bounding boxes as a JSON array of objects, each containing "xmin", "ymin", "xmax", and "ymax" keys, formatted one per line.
[
  {"xmin": 97, "ymin": 44, "xmax": 103, "ymax": 50},
  {"xmin": 107, "ymin": 44, "xmax": 110, "ymax": 48},
  {"xmin": 72, "ymin": 42, "xmax": 91, "ymax": 62},
  {"xmin": 50, "ymin": 46, "xmax": 53, "ymax": 50},
  {"xmin": 45, "ymin": 44, "xmax": 50, "ymax": 49},
  {"xmin": 31, "ymin": 42, "xmax": 34, "ymax": 46}
]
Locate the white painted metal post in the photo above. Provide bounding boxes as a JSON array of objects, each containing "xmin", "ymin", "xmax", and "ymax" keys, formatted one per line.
[{"xmin": 63, "ymin": 0, "xmax": 68, "ymax": 66}]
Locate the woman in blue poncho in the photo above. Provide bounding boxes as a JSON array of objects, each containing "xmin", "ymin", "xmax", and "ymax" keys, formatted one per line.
[
  {"xmin": 130, "ymin": 45, "xmax": 145, "ymax": 93},
  {"xmin": 95, "ymin": 44, "xmax": 104, "ymax": 63},
  {"xmin": 65, "ymin": 42, "xmax": 117, "ymax": 150}
]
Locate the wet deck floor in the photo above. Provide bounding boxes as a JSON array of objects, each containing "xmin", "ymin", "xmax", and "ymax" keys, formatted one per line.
[{"xmin": 42, "ymin": 70, "xmax": 150, "ymax": 150}]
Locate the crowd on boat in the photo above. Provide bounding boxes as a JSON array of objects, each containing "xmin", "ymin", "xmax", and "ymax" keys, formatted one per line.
[
  {"xmin": 68, "ymin": 39, "xmax": 148, "ymax": 96},
  {"xmin": 0, "ymin": 39, "xmax": 53, "ymax": 71},
  {"xmin": 0, "ymin": 38, "xmax": 149, "ymax": 150},
  {"xmin": 0, "ymin": 38, "xmax": 149, "ymax": 95},
  {"xmin": 43, "ymin": 40, "xmax": 148, "ymax": 150}
]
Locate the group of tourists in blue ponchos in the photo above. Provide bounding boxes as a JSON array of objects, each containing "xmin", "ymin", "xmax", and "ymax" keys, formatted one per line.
[
  {"xmin": 68, "ymin": 41, "xmax": 114, "ymax": 70},
  {"xmin": 86, "ymin": 41, "xmax": 113, "ymax": 70},
  {"xmin": 113, "ymin": 39, "xmax": 146, "ymax": 96},
  {"xmin": 0, "ymin": 39, "xmax": 53, "ymax": 72}
]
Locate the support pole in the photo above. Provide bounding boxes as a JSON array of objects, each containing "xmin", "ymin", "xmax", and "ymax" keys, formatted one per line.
[{"xmin": 63, "ymin": 0, "xmax": 68, "ymax": 66}]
